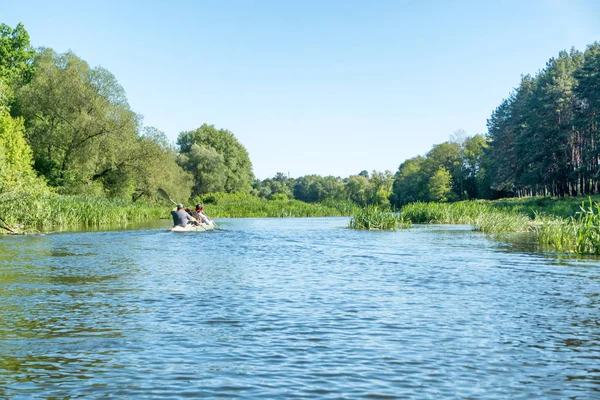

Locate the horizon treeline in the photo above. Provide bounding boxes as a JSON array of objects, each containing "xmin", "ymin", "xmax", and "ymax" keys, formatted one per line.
[
  {"xmin": 3, "ymin": 22, "xmax": 600, "ymax": 215},
  {"xmin": 0, "ymin": 22, "xmax": 399, "ymax": 211}
]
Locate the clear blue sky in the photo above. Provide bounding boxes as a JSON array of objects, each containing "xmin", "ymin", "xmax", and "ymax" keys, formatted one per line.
[{"xmin": 3, "ymin": 0, "xmax": 600, "ymax": 179}]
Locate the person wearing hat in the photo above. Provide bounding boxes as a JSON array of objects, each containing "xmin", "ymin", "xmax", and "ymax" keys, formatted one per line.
[{"xmin": 171, "ymin": 203, "xmax": 194, "ymax": 227}]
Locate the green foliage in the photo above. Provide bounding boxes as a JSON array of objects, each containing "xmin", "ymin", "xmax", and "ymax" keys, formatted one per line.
[
  {"xmin": 177, "ymin": 124, "xmax": 253, "ymax": 195},
  {"xmin": 399, "ymin": 197, "xmax": 600, "ymax": 253},
  {"xmin": 344, "ymin": 174, "xmax": 370, "ymax": 206},
  {"xmin": 293, "ymin": 174, "xmax": 344, "ymax": 203},
  {"xmin": 348, "ymin": 206, "xmax": 410, "ymax": 230},
  {"xmin": 0, "ymin": 23, "xmax": 35, "ymax": 89},
  {"xmin": 400, "ymin": 200, "xmax": 533, "ymax": 234},
  {"xmin": 2, "ymin": 194, "xmax": 165, "ymax": 228},
  {"xmin": 132, "ymin": 127, "xmax": 193, "ymax": 202},
  {"xmin": 367, "ymin": 170, "xmax": 393, "ymax": 207},
  {"xmin": 270, "ymin": 192, "xmax": 288, "ymax": 201},
  {"xmin": 536, "ymin": 199, "xmax": 600, "ymax": 254},
  {"xmin": 486, "ymin": 45, "xmax": 600, "ymax": 198},
  {"xmin": 253, "ymin": 171, "xmax": 392, "ymax": 209},
  {"xmin": 0, "ymin": 79, "xmax": 10, "ymax": 113},
  {"xmin": 401, "ymin": 201, "xmax": 490, "ymax": 224},
  {"xmin": 321, "ymin": 198, "xmax": 360, "ymax": 215},
  {"xmin": 0, "ymin": 112, "xmax": 50, "ymax": 231},
  {"xmin": 193, "ymin": 192, "xmax": 346, "ymax": 218},
  {"xmin": 391, "ymin": 156, "xmax": 428, "ymax": 206},
  {"xmin": 428, "ymin": 166, "xmax": 453, "ymax": 202},
  {"xmin": 0, "ymin": 113, "xmax": 35, "ymax": 177},
  {"xmin": 16, "ymin": 49, "xmax": 140, "ymax": 194}
]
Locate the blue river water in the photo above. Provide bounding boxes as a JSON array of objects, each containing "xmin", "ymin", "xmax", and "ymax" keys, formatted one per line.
[{"xmin": 1, "ymin": 217, "xmax": 599, "ymax": 398}]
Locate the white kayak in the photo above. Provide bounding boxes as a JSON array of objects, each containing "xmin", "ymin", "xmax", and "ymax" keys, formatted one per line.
[{"xmin": 169, "ymin": 223, "xmax": 216, "ymax": 232}]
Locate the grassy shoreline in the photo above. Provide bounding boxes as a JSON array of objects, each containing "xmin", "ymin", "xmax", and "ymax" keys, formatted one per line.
[
  {"xmin": 194, "ymin": 193, "xmax": 358, "ymax": 218},
  {"xmin": 397, "ymin": 196, "xmax": 600, "ymax": 254},
  {"xmin": 0, "ymin": 192, "xmax": 358, "ymax": 233},
  {"xmin": 4, "ymin": 191, "xmax": 600, "ymax": 255},
  {"xmin": 0, "ymin": 195, "xmax": 166, "ymax": 233}
]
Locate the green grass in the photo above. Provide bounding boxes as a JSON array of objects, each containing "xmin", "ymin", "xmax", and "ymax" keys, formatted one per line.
[
  {"xmin": 0, "ymin": 194, "xmax": 166, "ymax": 231},
  {"xmin": 5, "ymin": 188, "xmax": 600, "ymax": 255},
  {"xmin": 194, "ymin": 192, "xmax": 355, "ymax": 218},
  {"xmin": 399, "ymin": 201, "xmax": 536, "ymax": 234},
  {"xmin": 398, "ymin": 196, "xmax": 600, "ymax": 254},
  {"xmin": 535, "ymin": 199, "xmax": 600, "ymax": 254},
  {"xmin": 401, "ymin": 201, "xmax": 492, "ymax": 224},
  {"xmin": 488, "ymin": 195, "xmax": 600, "ymax": 219},
  {"xmin": 349, "ymin": 206, "xmax": 411, "ymax": 230}
]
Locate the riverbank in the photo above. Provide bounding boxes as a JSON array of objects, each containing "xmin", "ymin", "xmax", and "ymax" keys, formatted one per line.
[
  {"xmin": 6, "ymin": 192, "xmax": 600, "ymax": 255},
  {"xmin": 399, "ymin": 196, "xmax": 600, "ymax": 254},
  {"xmin": 0, "ymin": 192, "xmax": 358, "ymax": 234},
  {"xmin": 0, "ymin": 195, "xmax": 166, "ymax": 233},
  {"xmin": 194, "ymin": 193, "xmax": 358, "ymax": 218}
]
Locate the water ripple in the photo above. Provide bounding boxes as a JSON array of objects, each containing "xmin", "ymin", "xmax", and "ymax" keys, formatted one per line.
[{"xmin": 1, "ymin": 217, "xmax": 600, "ymax": 398}]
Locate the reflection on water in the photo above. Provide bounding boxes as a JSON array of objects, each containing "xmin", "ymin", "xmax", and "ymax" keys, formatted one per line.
[{"xmin": 1, "ymin": 218, "xmax": 600, "ymax": 398}]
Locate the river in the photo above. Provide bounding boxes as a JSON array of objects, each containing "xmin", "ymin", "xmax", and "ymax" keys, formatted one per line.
[{"xmin": 1, "ymin": 217, "xmax": 599, "ymax": 398}]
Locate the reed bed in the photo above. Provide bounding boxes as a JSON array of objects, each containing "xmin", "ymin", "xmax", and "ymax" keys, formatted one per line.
[
  {"xmin": 194, "ymin": 193, "xmax": 348, "ymax": 218},
  {"xmin": 348, "ymin": 206, "xmax": 411, "ymax": 230},
  {"xmin": 401, "ymin": 201, "xmax": 495, "ymax": 225},
  {"xmin": 535, "ymin": 200, "xmax": 600, "ymax": 254},
  {"xmin": 398, "ymin": 198, "xmax": 600, "ymax": 254},
  {"xmin": 0, "ymin": 194, "xmax": 166, "ymax": 229},
  {"xmin": 472, "ymin": 211, "xmax": 535, "ymax": 234},
  {"xmin": 399, "ymin": 201, "xmax": 537, "ymax": 234}
]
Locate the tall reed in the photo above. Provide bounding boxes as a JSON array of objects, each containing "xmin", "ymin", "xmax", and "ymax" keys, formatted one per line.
[
  {"xmin": 0, "ymin": 194, "xmax": 166, "ymax": 230},
  {"xmin": 349, "ymin": 206, "xmax": 411, "ymax": 230},
  {"xmin": 400, "ymin": 201, "xmax": 537, "ymax": 234},
  {"xmin": 194, "ymin": 192, "xmax": 348, "ymax": 218},
  {"xmin": 535, "ymin": 199, "xmax": 600, "ymax": 254}
]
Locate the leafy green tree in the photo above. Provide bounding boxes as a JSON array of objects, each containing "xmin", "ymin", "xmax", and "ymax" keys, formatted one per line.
[
  {"xmin": 527, "ymin": 49, "xmax": 583, "ymax": 196},
  {"xmin": 266, "ymin": 172, "xmax": 294, "ymax": 199},
  {"xmin": 424, "ymin": 142, "xmax": 462, "ymax": 199},
  {"xmin": 462, "ymin": 134, "xmax": 489, "ymax": 198},
  {"xmin": 16, "ymin": 49, "xmax": 139, "ymax": 194},
  {"xmin": 367, "ymin": 170, "xmax": 393, "ymax": 207},
  {"xmin": 487, "ymin": 78, "xmax": 533, "ymax": 194},
  {"xmin": 294, "ymin": 175, "xmax": 325, "ymax": 203},
  {"xmin": 321, "ymin": 176, "xmax": 345, "ymax": 200},
  {"xmin": 177, "ymin": 143, "xmax": 227, "ymax": 194},
  {"xmin": 428, "ymin": 167, "xmax": 452, "ymax": 202},
  {"xmin": 177, "ymin": 124, "xmax": 253, "ymax": 195},
  {"xmin": 0, "ymin": 112, "xmax": 49, "ymax": 228},
  {"xmin": 344, "ymin": 175, "xmax": 370, "ymax": 206},
  {"xmin": 130, "ymin": 126, "xmax": 192, "ymax": 202},
  {"xmin": 574, "ymin": 42, "xmax": 600, "ymax": 195},
  {"xmin": 0, "ymin": 23, "xmax": 35, "ymax": 89},
  {"xmin": 0, "ymin": 80, "xmax": 10, "ymax": 114},
  {"xmin": 391, "ymin": 156, "xmax": 428, "ymax": 206}
]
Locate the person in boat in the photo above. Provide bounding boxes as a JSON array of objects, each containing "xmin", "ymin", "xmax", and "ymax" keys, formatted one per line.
[
  {"xmin": 195, "ymin": 204, "xmax": 213, "ymax": 225},
  {"xmin": 171, "ymin": 204, "xmax": 194, "ymax": 227},
  {"xmin": 185, "ymin": 207, "xmax": 201, "ymax": 226}
]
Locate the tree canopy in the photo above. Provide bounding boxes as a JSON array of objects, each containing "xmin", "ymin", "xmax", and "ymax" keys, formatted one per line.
[{"xmin": 177, "ymin": 124, "xmax": 253, "ymax": 195}]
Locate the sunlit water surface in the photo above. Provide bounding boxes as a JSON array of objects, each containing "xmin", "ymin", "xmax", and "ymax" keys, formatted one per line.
[{"xmin": 1, "ymin": 217, "xmax": 599, "ymax": 398}]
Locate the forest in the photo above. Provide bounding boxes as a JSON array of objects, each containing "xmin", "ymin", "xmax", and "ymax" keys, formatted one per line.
[{"xmin": 2, "ymin": 22, "xmax": 600, "ymax": 230}]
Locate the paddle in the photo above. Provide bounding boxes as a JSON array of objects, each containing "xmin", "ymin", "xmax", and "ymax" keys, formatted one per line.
[
  {"xmin": 157, "ymin": 188, "xmax": 219, "ymax": 228},
  {"xmin": 157, "ymin": 188, "xmax": 177, "ymax": 206}
]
